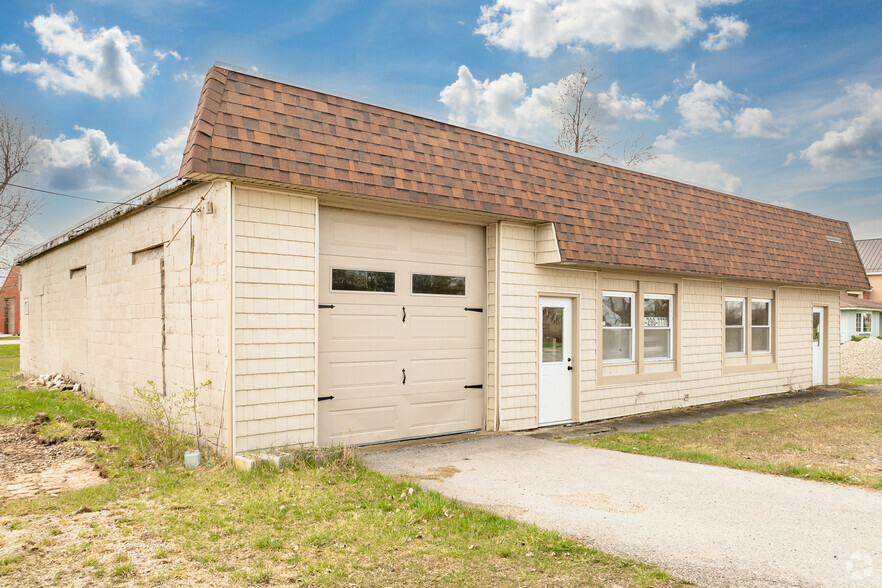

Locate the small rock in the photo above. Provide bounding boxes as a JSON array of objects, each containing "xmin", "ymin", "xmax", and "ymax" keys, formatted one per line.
[
  {"xmin": 74, "ymin": 506, "xmax": 92, "ymax": 514},
  {"xmin": 71, "ymin": 427, "xmax": 103, "ymax": 442},
  {"xmin": 30, "ymin": 413, "xmax": 50, "ymax": 425},
  {"xmin": 72, "ymin": 418, "xmax": 96, "ymax": 429},
  {"xmin": 54, "ymin": 415, "xmax": 67, "ymax": 423},
  {"xmin": 73, "ymin": 383, "xmax": 81, "ymax": 392}
]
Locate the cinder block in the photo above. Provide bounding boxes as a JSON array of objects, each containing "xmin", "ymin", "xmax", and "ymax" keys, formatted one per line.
[{"xmin": 234, "ymin": 454, "xmax": 263, "ymax": 471}]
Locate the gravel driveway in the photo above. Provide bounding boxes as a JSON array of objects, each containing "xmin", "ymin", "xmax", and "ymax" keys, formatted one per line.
[{"xmin": 362, "ymin": 435, "xmax": 882, "ymax": 587}]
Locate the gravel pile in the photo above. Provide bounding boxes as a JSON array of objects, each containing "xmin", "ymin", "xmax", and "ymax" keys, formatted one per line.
[{"xmin": 840, "ymin": 336, "xmax": 882, "ymax": 378}]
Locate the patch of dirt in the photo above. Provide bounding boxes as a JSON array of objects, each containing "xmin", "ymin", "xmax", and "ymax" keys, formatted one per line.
[
  {"xmin": 396, "ymin": 465, "xmax": 461, "ymax": 482},
  {"xmin": 0, "ymin": 425, "xmax": 106, "ymax": 501},
  {"xmin": 0, "ymin": 508, "xmax": 226, "ymax": 587}
]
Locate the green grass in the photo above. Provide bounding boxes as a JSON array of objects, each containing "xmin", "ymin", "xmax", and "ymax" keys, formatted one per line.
[
  {"xmin": 0, "ymin": 344, "xmax": 19, "ymax": 376},
  {"xmin": 841, "ymin": 376, "xmax": 882, "ymax": 388},
  {"xmin": 574, "ymin": 393, "xmax": 882, "ymax": 490},
  {"xmin": 0, "ymin": 336, "xmax": 19, "ymax": 341},
  {"xmin": 0, "ymin": 347, "xmax": 685, "ymax": 587}
]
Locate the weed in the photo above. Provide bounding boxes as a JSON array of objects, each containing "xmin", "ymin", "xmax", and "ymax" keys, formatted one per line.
[{"xmin": 133, "ymin": 379, "xmax": 211, "ymax": 463}]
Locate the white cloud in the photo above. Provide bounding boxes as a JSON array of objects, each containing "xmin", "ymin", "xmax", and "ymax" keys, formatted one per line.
[
  {"xmin": 800, "ymin": 83, "xmax": 882, "ymax": 171},
  {"xmin": 153, "ymin": 49, "xmax": 182, "ymax": 61},
  {"xmin": 475, "ymin": 0, "xmax": 745, "ymax": 57},
  {"xmin": 639, "ymin": 152, "xmax": 742, "ymax": 194},
  {"xmin": 784, "ymin": 152, "xmax": 796, "ymax": 166},
  {"xmin": 851, "ymin": 217, "xmax": 882, "ymax": 240},
  {"xmin": 0, "ymin": 43, "xmax": 21, "ymax": 54},
  {"xmin": 150, "ymin": 126, "xmax": 190, "ymax": 170},
  {"xmin": 700, "ymin": 14, "xmax": 748, "ymax": 51},
  {"xmin": 733, "ymin": 107, "xmax": 781, "ymax": 138},
  {"xmin": 0, "ymin": 224, "xmax": 43, "ymax": 269},
  {"xmin": 439, "ymin": 65, "xmax": 655, "ymax": 140},
  {"xmin": 1, "ymin": 10, "xmax": 145, "ymax": 98},
  {"xmin": 174, "ymin": 72, "xmax": 204, "ymax": 87},
  {"xmin": 33, "ymin": 127, "xmax": 157, "ymax": 192},
  {"xmin": 678, "ymin": 79, "xmax": 734, "ymax": 132}
]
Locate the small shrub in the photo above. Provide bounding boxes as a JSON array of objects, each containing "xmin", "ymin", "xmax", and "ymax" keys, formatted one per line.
[
  {"xmin": 133, "ymin": 379, "xmax": 210, "ymax": 464},
  {"xmin": 851, "ymin": 335, "xmax": 868, "ymax": 342}
]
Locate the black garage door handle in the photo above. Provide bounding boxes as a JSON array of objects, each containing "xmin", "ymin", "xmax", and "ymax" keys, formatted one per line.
[{"xmin": 402, "ymin": 368, "xmax": 406, "ymax": 385}]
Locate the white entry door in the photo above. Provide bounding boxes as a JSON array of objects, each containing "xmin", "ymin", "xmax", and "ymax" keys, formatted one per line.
[
  {"xmin": 812, "ymin": 307, "xmax": 825, "ymax": 386},
  {"xmin": 539, "ymin": 297, "xmax": 573, "ymax": 425}
]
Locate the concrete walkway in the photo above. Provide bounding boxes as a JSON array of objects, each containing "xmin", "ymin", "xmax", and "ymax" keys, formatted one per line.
[
  {"xmin": 363, "ymin": 436, "xmax": 882, "ymax": 587},
  {"xmin": 0, "ymin": 339, "xmax": 20, "ymax": 345}
]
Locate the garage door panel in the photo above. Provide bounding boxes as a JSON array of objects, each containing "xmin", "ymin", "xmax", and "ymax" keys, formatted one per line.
[
  {"xmin": 325, "ymin": 216, "xmax": 399, "ymax": 255},
  {"xmin": 325, "ymin": 358, "xmax": 399, "ymax": 393},
  {"xmin": 324, "ymin": 310, "xmax": 400, "ymax": 349},
  {"xmin": 318, "ymin": 207, "xmax": 485, "ymax": 446},
  {"xmin": 321, "ymin": 403, "xmax": 399, "ymax": 445}
]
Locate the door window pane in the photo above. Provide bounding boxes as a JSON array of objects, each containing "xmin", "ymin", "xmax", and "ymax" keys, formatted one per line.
[
  {"xmin": 542, "ymin": 307, "xmax": 564, "ymax": 363},
  {"xmin": 411, "ymin": 274, "xmax": 466, "ymax": 296},
  {"xmin": 331, "ymin": 269, "xmax": 395, "ymax": 292},
  {"xmin": 813, "ymin": 312, "xmax": 821, "ymax": 346}
]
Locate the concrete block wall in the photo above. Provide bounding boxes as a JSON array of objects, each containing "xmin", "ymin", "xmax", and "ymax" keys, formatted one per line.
[
  {"xmin": 492, "ymin": 221, "xmax": 842, "ymax": 431},
  {"xmin": 233, "ymin": 185, "xmax": 317, "ymax": 452},
  {"xmin": 20, "ymin": 182, "xmax": 232, "ymax": 453}
]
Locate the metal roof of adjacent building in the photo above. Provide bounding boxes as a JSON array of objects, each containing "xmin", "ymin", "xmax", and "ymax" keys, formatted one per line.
[
  {"xmin": 855, "ymin": 238, "xmax": 882, "ymax": 274},
  {"xmin": 173, "ymin": 65, "xmax": 861, "ymax": 291}
]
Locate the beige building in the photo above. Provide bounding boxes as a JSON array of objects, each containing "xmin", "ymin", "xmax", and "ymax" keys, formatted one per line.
[{"xmin": 17, "ymin": 66, "xmax": 870, "ymax": 457}]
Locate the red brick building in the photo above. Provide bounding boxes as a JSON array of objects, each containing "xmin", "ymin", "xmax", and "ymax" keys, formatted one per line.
[{"xmin": 1, "ymin": 266, "xmax": 20, "ymax": 335}]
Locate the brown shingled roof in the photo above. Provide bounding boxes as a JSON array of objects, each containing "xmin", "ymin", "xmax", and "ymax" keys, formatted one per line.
[
  {"xmin": 840, "ymin": 294, "xmax": 882, "ymax": 311},
  {"xmin": 179, "ymin": 66, "xmax": 869, "ymax": 290}
]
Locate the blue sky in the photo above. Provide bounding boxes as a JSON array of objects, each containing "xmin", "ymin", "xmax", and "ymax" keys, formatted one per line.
[{"xmin": 2, "ymin": 0, "xmax": 881, "ymax": 252}]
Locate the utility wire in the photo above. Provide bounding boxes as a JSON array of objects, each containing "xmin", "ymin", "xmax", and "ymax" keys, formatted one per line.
[{"xmin": 4, "ymin": 182, "xmax": 194, "ymax": 210}]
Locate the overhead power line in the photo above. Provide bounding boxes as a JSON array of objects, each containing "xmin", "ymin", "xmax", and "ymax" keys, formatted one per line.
[{"xmin": 3, "ymin": 182, "xmax": 194, "ymax": 211}]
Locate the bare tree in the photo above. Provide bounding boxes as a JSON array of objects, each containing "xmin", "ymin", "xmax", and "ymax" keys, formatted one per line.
[
  {"xmin": 0, "ymin": 110, "xmax": 42, "ymax": 275},
  {"xmin": 552, "ymin": 64, "xmax": 655, "ymax": 167}
]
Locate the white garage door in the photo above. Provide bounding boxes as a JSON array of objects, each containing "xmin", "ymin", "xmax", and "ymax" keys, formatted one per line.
[{"xmin": 317, "ymin": 207, "xmax": 485, "ymax": 446}]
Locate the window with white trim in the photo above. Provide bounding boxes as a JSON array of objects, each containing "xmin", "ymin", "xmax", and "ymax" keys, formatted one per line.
[
  {"xmin": 751, "ymin": 299, "xmax": 772, "ymax": 353},
  {"xmin": 644, "ymin": 294, "xmax": 672, "ymax": 360},
  {"xmin": 725, "ymin": 298, "xmax": 745, "ymax": 354},
  {"xmin": 602, "ymin": 292, "xmax": 634, "ymax": 362},
  {"xmin": 856, "ymin": 312, "xmax": 872, "ymax": 334}
]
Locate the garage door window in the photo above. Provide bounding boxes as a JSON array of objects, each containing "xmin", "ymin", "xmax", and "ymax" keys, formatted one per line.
[
  {"xmin": 331, "ymin": 269, "xmax": 395, "ymax": 292},
  {"xmin": 411, "ymin": 274, "xmax": 466, "ymax": 296}
]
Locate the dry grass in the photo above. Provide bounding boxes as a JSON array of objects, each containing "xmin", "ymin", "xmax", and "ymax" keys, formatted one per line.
[{"xmin": 576, "ymin": 392, "xmax": 882, "ymax": 489}]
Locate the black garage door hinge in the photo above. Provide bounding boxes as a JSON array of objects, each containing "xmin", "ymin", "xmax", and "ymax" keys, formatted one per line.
[
  {"xmin": 464, "ymin": 384, "xmax": 483, "ymax": 389},
  {"xmin": 318, "ymin": 395, "xmax": 335, "ymax": 401},
  {"xmin": 464, "ymin": 307, "xmax": 483, "ymax": 313},
  {"xmin": 318, "ymin": 304, "xmax": 335, "ymax": 309}
]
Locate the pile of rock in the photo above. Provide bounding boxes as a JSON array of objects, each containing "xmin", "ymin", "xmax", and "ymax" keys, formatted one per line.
[
  {"xmin": 23, "ymin": 373, "xmax": 82, "ymax": 392},
  {"xmin": 840, "ymin": 336, "xmax": 882, "ymax": 378}
]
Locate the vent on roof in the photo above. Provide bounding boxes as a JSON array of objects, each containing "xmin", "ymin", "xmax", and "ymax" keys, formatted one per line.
[{"xmin": 826, "ymin": 235, "xmax": 843, "ymax": 244}]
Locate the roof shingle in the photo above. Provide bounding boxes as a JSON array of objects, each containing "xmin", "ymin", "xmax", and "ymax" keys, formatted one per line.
[{"xmin": 180, "ymin": 66, "xmax": 869, "ymax": 290}]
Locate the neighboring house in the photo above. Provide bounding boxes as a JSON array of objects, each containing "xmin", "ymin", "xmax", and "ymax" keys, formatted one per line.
[
  {"xmin": 0, "ymin": 266, "xmax": 20, "ymax": 336},
  {"xmin": 840, "ymin": 294, "xmax": 882, "ymax": 342},
  {"xmin": 852, "ymin": 238, "xmax": 882, "ymax": 301},
  {"xmin": 16, "ymin": 66, "xmax": 870, "ymax": 457}
]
